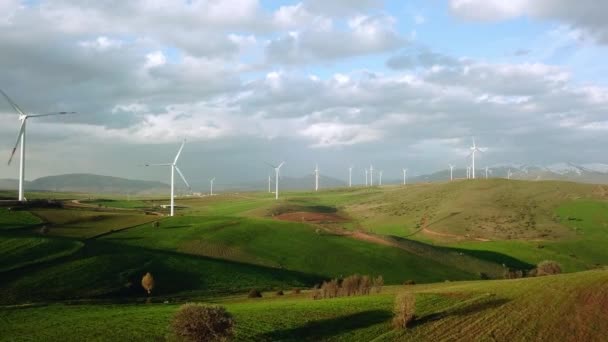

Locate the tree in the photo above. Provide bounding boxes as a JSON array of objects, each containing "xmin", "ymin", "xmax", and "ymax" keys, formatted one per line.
[
  {"xmin": 393, "ymin": 292, "xmax": 416, "ymax": 329},
  {"xmin": 172, "ymin": 303, "xmax": 234, "ymax": 342},
  {"xmin": 141, "ymin": 272, "xmax": 155, "ymax": 295},
  {"xmin": 536, "ymin": 260, "xmax": 562, "ymax": 276}
]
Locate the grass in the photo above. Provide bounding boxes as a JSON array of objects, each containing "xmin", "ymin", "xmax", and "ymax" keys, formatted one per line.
[
  {"xmin": 0, "ymin": 236, "xmax": 83, "ymax": 272},
  {"xmin": 1, "ymin": 269, "xmax": 606, "ymax": 341},
  {"xmin": 0, "ymin": 208, "xmax": 42, "ymax": 230},
  {"xmin": 29, "ymin": 209, "xmax": 159, "ymax": 239},
  {"xmin": 102, "ymin": 215, "xmax": 476, "ymax": 284}
]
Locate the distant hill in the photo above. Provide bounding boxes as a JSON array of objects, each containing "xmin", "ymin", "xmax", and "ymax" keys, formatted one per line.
[
  {"xmin": 401, "ymin": 163, "xmax": 608, "ymax": 185},
  {"xmin": 0, "ymin": 174, "xmax": 169, "ymax": 195}
]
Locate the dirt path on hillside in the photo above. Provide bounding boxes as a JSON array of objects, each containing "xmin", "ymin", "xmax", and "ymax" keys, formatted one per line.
[{"xmin": 422, "ymin": 227, "xmax": 491, "ymax": 242}]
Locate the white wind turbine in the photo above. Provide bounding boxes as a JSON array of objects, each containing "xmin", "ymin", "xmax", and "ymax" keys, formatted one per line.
[
  {"xmin": 369, "ymin": 165, "xmax": 374, "ymax": 186},
  {"xmin": 402, "ymin": 168, "xmax": 408, "ymax": 185},
  {"xmin": 448, "ymin": 164, "xmax": 454, "ymax": 181},
  {"xmin": 507, "ymin": 169, "xmax": 512, "ymax": 180},
  {"xmin": 267, "ymin": 162, "xmax": 285, "ymax": 200},
  {"xmin": 314, "ymin": 164, "xmax": 319, "ymax": 191},
  {"xmin": 2, "ymin": 89, "xmax": 76, "ymax": 202},
  {"xmin": 485, "ymin": 166, "xmax": 489, "ymax": 179},
  {"xmin": 348, "ymin": 166, "xmax": 353, "ymax": 188},
  {"xmin": 365, "ymin": 168, "xmax": 369, "ymax": 187},
  {"xmin": 466, "ymin": 166, "xmax": 470, "ymax": 179},
  {"xmin": 267, "ymin": 174, "xmax": 272, "ymax": 193},
  {"xmin": 469, "ymin": 137, "xmax": 483, "ymax": 179},
  {"xmin": 145, "ymin": 139, "xmax": 190, "ymax": 217},
  {"xmin": 379, "ymin": 170, "xmax": 383, "ymax": 186},
  {"xmin": 209, "ymin": 177, "xmax": 215, "ymax": 196}
]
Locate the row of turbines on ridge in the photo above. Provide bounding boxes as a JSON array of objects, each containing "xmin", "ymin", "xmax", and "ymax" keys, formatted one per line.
[{"xmin": 2, "ymin": 89, "xmax": 514, "ymax": 217}]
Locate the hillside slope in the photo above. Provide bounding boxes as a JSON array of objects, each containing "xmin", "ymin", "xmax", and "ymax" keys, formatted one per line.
[{"xmin": 2, "ymin": 269, "xmax": 606, "ymax": 341}]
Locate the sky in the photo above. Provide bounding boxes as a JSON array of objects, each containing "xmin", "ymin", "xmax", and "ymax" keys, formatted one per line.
[{"xmin": 1, "ymin": 0, "xmax": 608, "ymax": 187}]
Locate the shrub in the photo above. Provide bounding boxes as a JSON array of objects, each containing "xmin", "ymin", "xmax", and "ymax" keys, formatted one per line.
[
  {"xmin": 479, "ymin": 272, "xmax": 490, "ymax": 280},
  {"xmin": 275, "ymin": 290, "xmax": 284, "ymax": 296},
  {"xmin": 39, "ymin": 226, "xmax": 49, "ymax": 235},
  {"xmin": 373, "ymin": 275, "xmax": 384, "ymax": 293},
  {"xmin": 536, "ymin": 260, "xmax": 562, "ymax": 276},
  {"xmin": 311, "ymin": 284, "xmax": 322, "ymax": 300},
  {"xmin": 503, "ymin": 269, "xmax": 523, "ymax": 279},
  {"xmin": 321, "ymin": 279, "xmax": 340, "ymax": 299},
  {"xmin": 247, "ymin": 289, "xmax": 262, "ymax": 298},
  {"xmin": 141, "ymin": 272, "xmax": 155, "ymax": 295},
  {"xmin": 403, "ymin": 280, "xmax": 416, "ymax": 286},
  {"xmin": 293, "ymin": 288, "xmax": 301, "ymax": 295},
  {"xmin": 171, "ymin": 303, "xmax": 234, "ymax": 342},
  {"xmin": 393, "ymin": 293, "xmax": 416, "ymax": 329}
]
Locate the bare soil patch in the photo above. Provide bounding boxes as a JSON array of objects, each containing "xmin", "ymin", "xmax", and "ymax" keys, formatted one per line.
[{"xmin": 275, "ymin": 211, "xmax": 348, "ymax": 224}]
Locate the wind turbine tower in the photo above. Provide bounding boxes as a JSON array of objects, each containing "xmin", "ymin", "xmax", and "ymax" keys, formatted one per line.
[
  {"xmin": 145, "ymin": 139, "xmax": 190, "ymax": 217},
  {"xmin": 2, "ymin": 89, "xmax": 76, "ymax": 202},
  {"xmin": 348, "ymin": 166, "xmax": 353, "ymax": 188},
  {"xmin": 209, "ymin": 178, "xmax": 215, "ymax": 196},
  {"xmin": 369, "ymin": 165, "xmax": 374, "ymax": 186},
  {"xmin": 402, "ymin": 168, "xmax": 408, "ymax": 185},
  {"xmin": 270, "ymin": 162, "xmax": 285, "ymax": 199},
  {"xmin": 469, "ymin": 137, "xmax": 483, "ymax": 179},
  {"xmin": 448, "ymin": 164, "xmax": 454, "ymax": 181},
  {"xmin": 314, "ymin": 164, "xmax": 319, "ymax": 191},
  {"xmin": 365, "ymin": 169, "xmax": 368, "ymax": 187},
  {"xmin": 485, "ymin": 166, "xmax": 489, "ymax": 179},
  {"xmin": 379, "ymin": 170, "xmax": 383, "ymax": 186}
]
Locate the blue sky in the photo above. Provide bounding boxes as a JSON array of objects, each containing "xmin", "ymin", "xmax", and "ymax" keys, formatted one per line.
[{"xmin": 1, "ymin": 0, "xmax": 608, "ymax": 188}]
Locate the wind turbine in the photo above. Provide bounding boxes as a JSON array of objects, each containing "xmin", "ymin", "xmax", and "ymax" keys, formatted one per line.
[
  {"xmin": 469, "ymin": 137, "xmax": 483, "ymax": 179},
  {"xmin": 507, "ymin": 169, "xmax": 512, "ymax": 180},
  {"xmin": 466, "ymin": 166, "xmax": 470, "ymax": 179},
  {"xmin": 209, "ymin": 177, "xmax": 215, "ymax": 196},
  {"xmin": 402, "ymin": 168, "xmax": 408, "ymax": 185},
  {"xmin": 348, "ymin": 166, "xmax": 353, "ymax": 188},
  {"xmin": 268, "ymin": 174, "xmax": 272, "ymax": 193},
  {"xmin": 485, "ymin": 166, "xmax": 489, "ymax": 179},
  {"xmin": 314, "ymin": 164, "xmax": 319, "ymax": 191},
  {"xmin": 2, "ymin": 89, "xmax": 76, "ymax": 202},
  {"xmin": 145, "ymin": 139, "xmax": 190, "ymax": 217},
  {"xmin": 369, "ymin": 165, "xmax": 374, "ymax": 186},
  {"xmin": 365, "ymin": 169, "xmax": 369, "ymax": 187},
  {"xmin": 267, "ymin": 162, "xmax": 284, "ymax": 200},
  {"xmin": 379, "ymin": 170, "xmax": 383, "ymax": 186},
  {"xmin": 448, "ymin": 164, "xmax": 454, "ymax": 181}
]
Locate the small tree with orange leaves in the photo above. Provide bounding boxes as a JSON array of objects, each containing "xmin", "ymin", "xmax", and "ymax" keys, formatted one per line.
[{"xmin": 141, "ymin": 272, "xmax": 155, "ymax": 295}]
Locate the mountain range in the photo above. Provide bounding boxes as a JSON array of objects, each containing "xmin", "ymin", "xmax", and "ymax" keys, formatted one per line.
[{"xmin": 1, "ymin": 163, "xmax": 608, "ymax": 195}]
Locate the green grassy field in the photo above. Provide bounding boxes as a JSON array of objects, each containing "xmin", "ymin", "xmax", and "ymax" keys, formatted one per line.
[
  {"xmin": 1, "ymin": 269, "xmax": 606, "ymax": 341},
  {"xmin": 1, "ymin": 179, "xmax": 608, "ymax": 340}
]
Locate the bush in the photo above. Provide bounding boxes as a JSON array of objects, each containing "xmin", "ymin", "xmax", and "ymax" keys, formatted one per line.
[
  {"xmin": 503, "ymin": 269, "xmax": 523, "ymax": 279},
  {"xmin": 275, "ymin": 290, "xmax": 284, "ymax": 296},
  {"xmin": 403, "ymin": 280, "xmax": 416, "ymax": 285},
  {"xmin": 171, "ymin": 303, "xmax": 234, "ymax": 342},
  {"xmin": 293, "ymin": 288, "xmax": 301, "ymax": 295},
  {"xmin": 479, "ymin": 272, "xmax": 490, "ymax": 280},
  {"xmin": 373, "ymin": 275, "xmax": 384, "ymax": 293},
  {"xmin": 247, "ymin": 289, "xmax": 262, "ymax": 298},
  {"xmin": 393, "ymin": 293, "xmax": 416, "ymax": 329},
  {"xmin": 536, "ymin": 260, "xmax": 561, "ymax": 276},
  {"xmin": 141, "ymin": 272, "xmax": 155, "ymax": 295},
  {"xmin": 39, "ymin": 226, "xmax": 49, "ymax": 235}
]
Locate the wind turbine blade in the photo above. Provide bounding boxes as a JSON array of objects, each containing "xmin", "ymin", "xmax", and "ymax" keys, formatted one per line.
[
  {"xmin": 28, "ymin": 111, "xmax": 77, "ymax": 118},
  {"xmin": 173, "ymin": 139, "xmax": 186, "ymax": 164},
  {"xmin": 277, "ymin": 161, "xmax": 285, "ymax": 169},
  {"xmin": 0, "ymin": 89, "xmax": 26, "ymax": 116},
  {"xmin": 144, "ymin": 163, "xmax": 171, "ymax": 166},
  {"xmin": 264, "ymin": 161, "xmax": 277, "ymax": 168},
  {"xmin": 175, "ymin": 166, "xmax": 191, "ymax": 189},
  {"xmin": 7, "ymin": 119, "xmax": 25, "ymax": 165}
]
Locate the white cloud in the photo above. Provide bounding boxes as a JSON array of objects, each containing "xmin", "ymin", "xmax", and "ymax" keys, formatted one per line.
[
  {"xmin": 300, "ymin": 122, "xmax": 382, "ymax": 147},
  {"xmin": 448, "ymin": 0, "xmax": 608, "ymax": 44},
  {"xmin": 144, "ymin": 50, "xmax": 167, "ymax": 69},
  {"xmin": 79, "ymin": 36, "xmax": 124, "ymax": 51}
]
